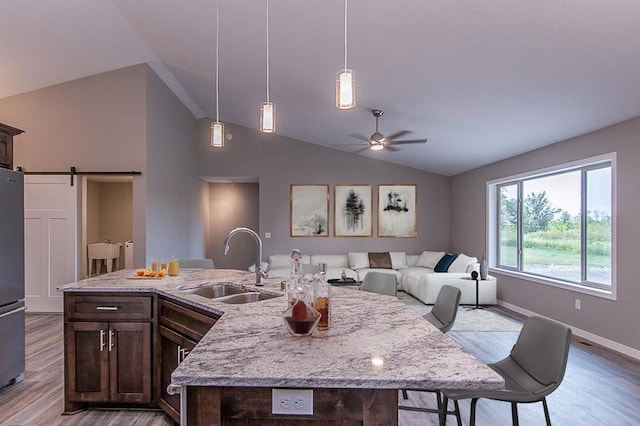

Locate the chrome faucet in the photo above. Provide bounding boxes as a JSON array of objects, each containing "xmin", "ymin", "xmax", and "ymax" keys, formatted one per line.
[{"xmin": 223, "ymin": 227, "xmax": 266, "ymax": 286}]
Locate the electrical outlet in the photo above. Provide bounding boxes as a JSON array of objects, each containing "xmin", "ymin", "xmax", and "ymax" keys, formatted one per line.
[
  {"xmin": 272, "ymin": 389, "xmax": 313, "ymax": 415},
  {"xmin": 265, "ymin": 232, "xmax": 271, "ymax": 239},
  {"xmin": 575, "ymin": 299, "xmax": 581, "ymax": 310}
]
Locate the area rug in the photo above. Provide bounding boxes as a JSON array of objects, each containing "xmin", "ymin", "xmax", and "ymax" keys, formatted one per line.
[{"xmin": 397, "ymin": 291, "xmax": 522, "ymax": 332}]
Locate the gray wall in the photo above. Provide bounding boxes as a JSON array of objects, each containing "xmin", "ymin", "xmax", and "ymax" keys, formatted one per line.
[
  {"xmin": 207, "ymin": 183, "xmax": 260, "ymax": 269},
  {"xmin": 0, "ymin": 65, "xmax": 204, "ymax": 270},
  {"xmin": 197, "ymin": 121, "xmax": 452, "ymax": 259},
  {"xmin": 450, "ymin": 116, "xmax": 640, "ymax": 352},
  {"xmin": 144, "ymin": 67, "xmax": 205, "ymax": 264}
]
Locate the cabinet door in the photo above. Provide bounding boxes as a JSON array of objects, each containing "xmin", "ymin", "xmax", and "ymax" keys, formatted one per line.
[
  {"xmin": 64, "ymin": 322, "xmax": 110, "ymax": 403},
  {"xmin": 0, "ymin": 132, "xmax": 11, "ymax": 169},
  {"xmin": 158, "ymin": 325, "xmax": 197, "ymax": 423},
  {"xmin": 109, "ymin": 322, "xmax": 152, "ymax": 403}
]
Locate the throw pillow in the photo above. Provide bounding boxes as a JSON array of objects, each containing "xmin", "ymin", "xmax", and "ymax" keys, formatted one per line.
[
  {"xmin": 434, "ymin": 253, "xmax": 459, "ymax": 272},
  {"xmin": 368, "ymin": 252, "xmax": 393, "ymax": 269},
  {"xmin": 416, "ymin": 251, "xmax": 445, "ymax": 269},
  {"xmin": 348, "ymin": 252, "xmax": 370, "ymax": 269},
  {"xmin": 389, "ymin": 252, "xmax": 409, "ymax": 269},
  {"xmin": 448, "ymin": 254, "xmax": 478, "ymax": 273}
]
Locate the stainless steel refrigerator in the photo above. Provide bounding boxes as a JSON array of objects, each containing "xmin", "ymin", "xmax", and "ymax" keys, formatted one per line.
[{"xmin": 0, "ymin": 168, "xmax": 25, "ymax": 388}]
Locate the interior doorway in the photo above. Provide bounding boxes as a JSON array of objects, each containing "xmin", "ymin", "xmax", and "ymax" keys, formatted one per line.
[
  {"xmin": 81, "ymin": 176, "xmax": 133, "ymax": 278},
  {"xmin": 206, "ymin": 180, "xmax": 259, "ymax": 270}
]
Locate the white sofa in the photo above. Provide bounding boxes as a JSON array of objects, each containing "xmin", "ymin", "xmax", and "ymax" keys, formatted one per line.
[{"xmin": 259, "ymin": 251, "xmax": 497, "ymax": 305}]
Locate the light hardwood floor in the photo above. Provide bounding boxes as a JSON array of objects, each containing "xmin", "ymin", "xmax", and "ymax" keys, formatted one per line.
[{"xmin": 1, "ymin": 311, "xmax": 639, "ymax": 425}]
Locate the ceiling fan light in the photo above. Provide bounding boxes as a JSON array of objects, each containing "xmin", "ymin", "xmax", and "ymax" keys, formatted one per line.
[
  {"xmin": 259, "ymin": 102, "xmax": 275, "ymax": 133},
  {"xmin": 211, "ymin": 122, "xmax": 224, "ymax": 147},
  {"xmin": 336, "ymin": 69, "xmax": 355, "ymax": 109},
  {"xmin": 370, "ymin": 143, "xmax": 384, "ymax": 151}
]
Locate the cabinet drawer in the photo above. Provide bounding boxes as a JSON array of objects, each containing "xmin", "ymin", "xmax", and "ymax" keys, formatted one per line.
[
  {"xmin": 159, "ymin": 298, "xmax": 218, "ymax": 342},
  {"xmin": 65, "ymin": 294, "xmax": 153, "ymax": 321}
]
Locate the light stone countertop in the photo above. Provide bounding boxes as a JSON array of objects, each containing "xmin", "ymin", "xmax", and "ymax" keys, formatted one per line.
[{"xmin": 58, "ymin": 269, "xmax": 504, "ymax": 391}]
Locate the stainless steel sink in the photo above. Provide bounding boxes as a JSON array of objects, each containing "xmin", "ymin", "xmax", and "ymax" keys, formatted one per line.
[
  {"xmin": 181, "ymin": 284, "xmax": 246, "ymax": 299},
  {"xmin": 214, "ymin": 292, "xmax": 278, "ymax": 304},
  {"xmin": 180, "ymin": 284, "xmax": 279, "ymax": 304}
]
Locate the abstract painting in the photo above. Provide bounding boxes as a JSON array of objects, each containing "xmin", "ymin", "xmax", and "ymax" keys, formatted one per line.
[
  {"xmin": 334, "ymin": 185, "xmax": 372, "ymax": 237},
  {"xmin": 290, "ymin": 184, "xmax": 329, "ymax": 237},
  {"xmin": 378, "ymin": 184, "xmax": 417, "ymax": 237}
]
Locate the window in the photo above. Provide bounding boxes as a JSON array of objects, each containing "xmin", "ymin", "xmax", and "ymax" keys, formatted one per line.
[{"xmin": 492, "ymin": 155, "xmax": 614, "ymax": 294}]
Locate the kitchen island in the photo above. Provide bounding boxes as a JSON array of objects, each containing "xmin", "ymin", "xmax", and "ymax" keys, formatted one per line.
[{"xmin": 59, "ymin": 269, "xmax": 503, "ymax": 425}]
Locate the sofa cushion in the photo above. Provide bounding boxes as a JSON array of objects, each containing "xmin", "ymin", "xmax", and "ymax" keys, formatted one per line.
[
  {"xmin": 448, "ymin": 254, "xmax": 478, "ymax": 273},
  {"xmin": 416, "ymin": 251, "xmax": 445, "ymax": 269},
  {"xmin": 369, "ymin": 252, "xmax": 392, "ymax": 269},
  {"xmin": 269, "ymin": 254, "xmax": 310, "ymax": 270},
  {"xmin": 390, "ymin": 252, "xmax": 409, "ymax": 270},
  {"xmin": 406, "ymin": 254, "xmax": 421, "ymax": 267},
  {"xmin": 310, "ymin": 254, "xmax": 349, "ymax": 268},
  {"xmin": 348, "ymin": 252, "xmax": 370, "ymax": 269},
  {"xmin": 434, "ymin": 253, "xmax": 458, "ymax": 272}
]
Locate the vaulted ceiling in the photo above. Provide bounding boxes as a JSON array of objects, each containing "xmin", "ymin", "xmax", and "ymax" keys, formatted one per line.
[{"xmin": 2, "ymin": 1, "xmax": 640, "ymax": 175}]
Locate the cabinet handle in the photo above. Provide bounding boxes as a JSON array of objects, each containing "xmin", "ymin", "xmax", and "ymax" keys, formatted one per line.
[
  {"xmin": 100, "ymin": 329, "xmax": 106, "ymax": 352},
  {"xmin": 166, "ymin": 384, "xmax": 181, "ymax": 395},
  {"xmin": 181, "ymin": 348, "xmax": 191, "ymax": 360},
  {"xmin": 108, "ymin": 329, "xmax": 114, "ymax": 351},
  {"xmin": 96, "ymin": 306, "xmax": 119, "ymax": 311},
  {"xmin": 177, "ymin": 345, "xmax": 182, "ymax": 364}
]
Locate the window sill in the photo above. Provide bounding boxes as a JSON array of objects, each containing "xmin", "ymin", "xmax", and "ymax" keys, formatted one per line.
[{"xmin": 490, "ymin": 267, "xmax": 616, "ymax": 301}]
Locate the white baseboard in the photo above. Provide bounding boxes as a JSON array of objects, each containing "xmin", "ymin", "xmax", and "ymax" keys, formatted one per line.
[{"xmin": 498, "ymin": 300, "xmax": 640, "ymax": 362}]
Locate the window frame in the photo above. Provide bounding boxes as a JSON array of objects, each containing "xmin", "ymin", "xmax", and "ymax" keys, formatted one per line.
[{"xmin": 488, "ymin": 153, "xmax": 616, "ymax": 300}]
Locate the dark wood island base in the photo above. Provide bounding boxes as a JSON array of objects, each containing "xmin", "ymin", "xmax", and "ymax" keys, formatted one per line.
[{"xmin": 186, "ymin": 386, "xmax": 399, "ymax": 425}]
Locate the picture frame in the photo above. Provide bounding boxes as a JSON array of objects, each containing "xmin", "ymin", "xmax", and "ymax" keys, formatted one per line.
[
  {"xmin": 378, "ymin": 184, "xmax": 417, "ymax": 237},
  {"xmin": 334, "ymin": 185, "xmax": 372, "ymax": 237},
  {"xmin": 290, "ymin": 184, "xmax": 329, "ymax": 237}
]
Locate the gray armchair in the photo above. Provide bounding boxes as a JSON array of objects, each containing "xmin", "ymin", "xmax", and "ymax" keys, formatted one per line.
[
  {"xmin": 360, "ymin": 272, "xmax": 397, "ymax": 296},
  {"xmin": 400, "ymin": 285, "xmax": 462, "ymax": 415},
  {"xmin": 441, "ymin": 316, "xmax": 572, "ymax": 426},
  {"xmin": 423, "ymin": 284, "xmax": 462, "ymax": 333}
]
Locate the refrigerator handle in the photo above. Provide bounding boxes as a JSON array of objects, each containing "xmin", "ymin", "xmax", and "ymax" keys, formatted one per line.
[{"xmin": 0, "ymin": 306, "xmax": 26, "ymax": 319}]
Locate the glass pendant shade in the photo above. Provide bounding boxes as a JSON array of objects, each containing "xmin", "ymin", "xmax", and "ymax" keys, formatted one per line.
[
  {"xmin": 259, "ymin": 102, "xmax": 276, "ymax": 133},
  {"xmin": 370, "ymin": 143, "xmax": 384, "ymax": 151},
  {"xmin": 336, "ymin": 69, "xmax": 355, "ymax": 109},
  {"xmin": 211, "ymin": 122, "xmax": 224, "ymax": 147}
]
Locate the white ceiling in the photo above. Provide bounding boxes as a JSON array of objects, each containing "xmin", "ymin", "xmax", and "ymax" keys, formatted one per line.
[{"xmin": 2, "ymin": 1, "xmax": 640, "ymax": 176}]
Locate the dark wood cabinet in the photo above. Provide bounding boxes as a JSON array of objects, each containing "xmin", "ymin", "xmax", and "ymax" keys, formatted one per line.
[
  {"xmin": 64, "ymin": 293, "xmax": 155, "ymax": 413},
  {"xmin": 0, "ymin": 122, "xmax": 24, "ymax": 170},
  {"xmin": 157, "ymin": 298, "xmax": 218, "ymax": 423}
]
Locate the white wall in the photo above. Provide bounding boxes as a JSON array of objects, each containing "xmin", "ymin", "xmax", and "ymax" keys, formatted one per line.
[{"xmin": 450, "ymin": 116, "xmax": 640, "ymax": 353}]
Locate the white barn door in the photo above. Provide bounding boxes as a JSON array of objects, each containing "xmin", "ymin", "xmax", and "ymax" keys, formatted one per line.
[{"xmin": 24, "ymin": 175, "xmax": 78, "ymax": 313}]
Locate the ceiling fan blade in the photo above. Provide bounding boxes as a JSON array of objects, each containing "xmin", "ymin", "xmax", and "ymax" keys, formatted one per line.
[
  {"xmin": 388, "ymin": 138, "xmax": 428, "ymax": 146},
  {"xmin": 385, "ymin": 130, "xmax": 412, "ymax": 141},
  {"xmin": 348, "ymin": 133, "xmax": 371, "ymax": 142},
  {"xmin": 352, "ymin": 146, "xmax": 371, "ymax": 154},
  {"xmin": 385, "ymin": 145, "xmax": 401, "ymax": 152}
]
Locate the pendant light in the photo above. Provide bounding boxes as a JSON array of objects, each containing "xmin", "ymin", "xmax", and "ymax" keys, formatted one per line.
[
  {"xmin": 259, "ymin": 0, "xmax": 275, "ymax": 133},
  {"xmin": 336, "ymin": 0, "xmax": 355, "ymax": 109},
  {"xmin": 211, "ymin": 1, "xmax": 224, "ymax": 147}
]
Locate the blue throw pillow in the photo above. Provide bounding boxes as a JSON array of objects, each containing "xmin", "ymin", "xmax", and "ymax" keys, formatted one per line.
[{"xmin": 434, "ymin": 253, "xmax": 459, "ymax": 272}]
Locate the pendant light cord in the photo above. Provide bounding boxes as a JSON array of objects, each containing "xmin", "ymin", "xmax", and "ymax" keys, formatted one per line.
[
  {"xmin": 215, "ymin": 1, "xmax": 220, "ymax": 122},
  {"xmin": 344, "ymin": 0, "xmax": 348, "ymax": 70},
  {"xmin": 266, "ymin": 0, "xmax": 270, "ymax": 103}
]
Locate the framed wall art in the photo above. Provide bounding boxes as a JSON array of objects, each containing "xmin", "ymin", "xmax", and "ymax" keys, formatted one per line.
[
  {"xmin": 378, "ymin": 184, "xmax": 417, "ymax": 237},
  {"xmin": 290, "ymin": 184, "xmax": 329, "ymax": 237},
  {"xmin": 334, "ymin": 185, "xmax": 372, "ymax": 237}
]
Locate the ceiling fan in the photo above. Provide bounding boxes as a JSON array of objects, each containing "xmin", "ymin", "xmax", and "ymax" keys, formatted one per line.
[{"xmin": 347, "ymin": 109, "xmax": 428, "ymax": 152}]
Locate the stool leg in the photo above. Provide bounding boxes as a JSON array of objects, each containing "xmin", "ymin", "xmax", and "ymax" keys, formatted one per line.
[
  {"xmin": 89, "ymin": 259, "xmax": 93, "ymax": 277},
  {"xmin": 107, "ymin": 258, "xmax": 113, "ymax": 273}
]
